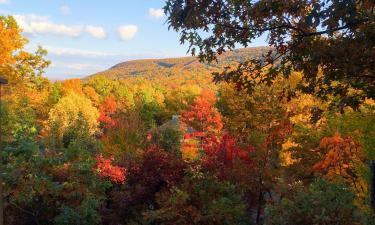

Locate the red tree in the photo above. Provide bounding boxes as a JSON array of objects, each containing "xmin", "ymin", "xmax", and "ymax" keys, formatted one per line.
[
  {"xmin": 94, "ymin": 155, "xmax": 127, "ymax": 184},
  {"xmin": 203, "ymin": 134, "xmax": 254, "ymax": 170},
  {"xmin": 181, "ymin": 89, "xmax": 223, "ymax": 135},
  {"xmin": 98, "ymin": 95, "xmax": 118, "ymax": 129}
]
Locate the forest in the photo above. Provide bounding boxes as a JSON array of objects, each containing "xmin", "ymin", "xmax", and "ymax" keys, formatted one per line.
[{"xmin": 1, "ymin": 0, "xmax": 375, "ymax": 224}]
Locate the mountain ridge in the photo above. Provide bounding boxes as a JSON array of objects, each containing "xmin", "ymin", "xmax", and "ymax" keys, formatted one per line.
[{"xmin": 86, "ymin": 47, "xmax": 270, "ymax": 81}]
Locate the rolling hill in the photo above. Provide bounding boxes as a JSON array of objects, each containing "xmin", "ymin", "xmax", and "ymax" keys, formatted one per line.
[{"xmin": 86, "ymin": 47, "xmax": 269, "ymax": 84}]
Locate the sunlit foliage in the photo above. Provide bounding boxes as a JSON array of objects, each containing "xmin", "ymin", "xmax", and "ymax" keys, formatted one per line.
[{"xmin": 2, "ymin": 14, "xmax": 375, "ymax": 225}]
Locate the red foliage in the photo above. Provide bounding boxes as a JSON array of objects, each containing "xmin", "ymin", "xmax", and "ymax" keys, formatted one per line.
[
  {"xmin": 181, "ymin": 90, "xmax": 223, "ymax": 134},
  {"xmin": 98, "ymin": 95, "xmax": 118, "ymax": 128},
  {"xmin": 95, "ymin": 155, "xmax": 127, "ymax": 184},
  {"xmin": 203, "ymin": 134, "xmax": 255, "ymax": 169},
  {"xmin": 127, "ymin": 145, "xmax": 186, "ymax": 187}
]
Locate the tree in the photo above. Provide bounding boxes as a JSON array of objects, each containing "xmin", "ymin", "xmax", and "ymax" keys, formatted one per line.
[
  {"xmin": 61, "ymin": 79, "xmax": 83, "ymax": 96},
  {"xmin": 0, "ymin": 16, "xmax": 26, "ymax": 65},
  {"xmin": 313, "ymin": 134, "xmax": 365, "ymax": 192},
  {"xmin": 143, "ymin": 176, "xmax": 250, "ymax": 225},
  {"xmin": 181, "ymin": 89, "xmax": 223, "ymax": 135},
  {"xmin": 83, "ymin": 86, "xmax": 100, "ymax": 106},
  {"xmin": 86, "ymin": 75, "xmax": 115, "ymax": 97},
  {"xmin": 101, "ymin": 111, "xmax": 147, "ymax": 160},
  {"xmin": 98, "ymin": 95, "xmax": 118, "ymax": 129},
  {"xmin": 47, "ymin": 92, "xmax": 99, "ymax": 146},
  {"xmin": 164, "ymin": 0, "xmax": 375, "ymax": 106},
  {"xmin": 217, "ymin": 79, "xmax": 293, "ymax": 223},
  {"xmin": 94, "ymin": 155, "xmax": 126, "ymax": 184},
  {"xmin": 265, "ymin": 179, "xmax": 363, "ymax": 225},
  {"xmin": 151, "ymin": 122, "xmax": 184, "ymax": 156},
  {"xmin": 3, "ymin": 114, "xmax": 106, "ymax": 225},
  {"xmin": 101, "ymin": 145, "xmax": 187, "ymax": 224}
]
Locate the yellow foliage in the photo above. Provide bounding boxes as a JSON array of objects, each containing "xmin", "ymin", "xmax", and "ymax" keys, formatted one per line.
[
  {"xmin": 182, "ymin": 138, "xmax": 200, "ymax": 161},
  {"xmin": 287, "ymin": 93, "xmax": 327, "ymax": 128},
  {"xmin": 0, "ymin": 16, "xmax": 26, "ymax": 65},
  {"xmin": 48, "ymin": 92, "xmax": 99, "ymax": 138},
  {"xmin": 280, "ymin": 139, "xmax": 299, "ymax": 166}
]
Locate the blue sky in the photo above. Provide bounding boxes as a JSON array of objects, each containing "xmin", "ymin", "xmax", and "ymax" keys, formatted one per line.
[{"xmin": 0, "ymin": 0, "xmax": 267, "ymax": 80}]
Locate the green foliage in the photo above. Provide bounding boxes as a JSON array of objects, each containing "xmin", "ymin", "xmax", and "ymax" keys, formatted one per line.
[
  {"xmin": 144, "ymin": 175, "xmax": 251, "ymax": 225},
  {"xmin": 49, "ymin": 82, "xmax": 62, "ymax": 104},
  {"xmin": 151, "ymin": 123, "xmax": 183, "ymax": 156},
  {"xmin": 86, "ymin": 75, "xmax": 115, "ymax": 96},
  {"xmin": 265, "ymin": 179, "xmax": 363, "ymax": 225},
  {"xmin": 53, "ymin": 196, "xmax": 101, "ymax": 225},
  {"xmin": 3, "ymin": 126, "xmax": 105, "ymax": 225}
]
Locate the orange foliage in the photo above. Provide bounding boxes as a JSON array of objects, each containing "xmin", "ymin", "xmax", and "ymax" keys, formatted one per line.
[
  {"xmin": 181, "ymin": 90, "xmax": 223, "ymax": 134},
  {"xmin": 313, "ymin": 134, "xmax": 364, "ymax": 181},
  {"xmin": 98, "ymin": 95, "xmax": 117, "ymax": 128},
  {"xmin": 83, "ymin": 86, "xmax": 100, "ymax": 105},
  {"xmin": 94, "ymin": 155, "xmax": 126, "ymax": 184},
  {"xmin": 0, "ymin": 16, "xmax": 26, "ymax": 65},
  {"xmin": 181, "ymin": 138, "xmax": 200, "ymax": 161},
  {"xmin": 62, "ymin": 79, "xmax": 83, "ymax": 95}
]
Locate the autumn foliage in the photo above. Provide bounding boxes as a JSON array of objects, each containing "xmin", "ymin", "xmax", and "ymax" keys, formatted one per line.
[
  {"xmin": 95, "ymin": 155, "xmax": 127, "ymax": 184},
  {"xmin": 2, "ymin": 14, "xmax": 375, "ymax": 225},
  {"xmin": 98, "ymin": 95, "xmax": 118, "ymax": 129},
  {"xmin": 181, "ymin": 90, "xmax": 223, "ymax": 134},
  {"xmin": 313, "ymin": 134, "xmax": 365, "ymax": 194}
]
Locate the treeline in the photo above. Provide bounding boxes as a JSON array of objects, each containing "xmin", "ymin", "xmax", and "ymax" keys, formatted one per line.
[{"xmin": 1, "ymin": 15, "xmax": 375, "ymax": 225}]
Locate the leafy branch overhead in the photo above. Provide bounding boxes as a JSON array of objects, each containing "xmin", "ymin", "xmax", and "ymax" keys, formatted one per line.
[{"xmin": 164, "ymin": 0, "xmax": 375, "ymax": 106}]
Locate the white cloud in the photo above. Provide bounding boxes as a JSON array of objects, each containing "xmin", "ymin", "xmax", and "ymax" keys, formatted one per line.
[
  {"xmin": 148, "ymin": 8, "xmax": 164, "ymax": 19},
  {"xmin": 117, "ymin": 25, "xmax": 138, "ymax": 41},
  {"xmin": 51, "ymin": 61, "xmax": 104, "ymax": 71},
  {"xmin": 45, "ymin": 46, "xmax": 115, "ymax": 57},
  {"xmin": 14, "ymin": 14, "xmax": 82, "ymax": 37},
  {"xmin": 0, "ymin": 0, "xmax": 9, "ymax": 4},
  {"xmin": 85, "ymin": 25, "xmax": 107, "ymax": 39},
  {"xmin": 60, "ymin": 5, "xmax": 70, "ymax": 15}
]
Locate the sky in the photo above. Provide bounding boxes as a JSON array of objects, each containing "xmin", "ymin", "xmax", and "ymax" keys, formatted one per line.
[{"xmin": 0, "ymin": 0, "xmax": 267, "ymax": 80}]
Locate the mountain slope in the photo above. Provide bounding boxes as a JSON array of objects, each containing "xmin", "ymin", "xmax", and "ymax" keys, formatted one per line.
[{"xmin": 87, "ymin": 47, "xmax": 269, "ymax": 82}]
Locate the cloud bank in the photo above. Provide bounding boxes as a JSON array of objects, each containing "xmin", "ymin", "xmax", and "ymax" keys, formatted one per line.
[
  {"xmin": 14, "ymin": 14, "xmax": 109, "ymax": 39},
  {"xmin": 14, "ymin": 14, "xmax": 82, "ymax": 37}
]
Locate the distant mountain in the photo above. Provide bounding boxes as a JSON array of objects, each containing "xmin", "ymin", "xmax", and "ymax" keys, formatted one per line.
[{"xmin": 86, "ymin": 47, "xmax": 269, "ymax": 82}]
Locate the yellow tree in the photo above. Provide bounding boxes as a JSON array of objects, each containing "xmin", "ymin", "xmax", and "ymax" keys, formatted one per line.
[
  {"xmin": 47, "ymin": 92, "xmax": 99, "ymax": 144},
  {"xmin": 0, "ymin": 16, "xmax": 25, "ymax": 66}
]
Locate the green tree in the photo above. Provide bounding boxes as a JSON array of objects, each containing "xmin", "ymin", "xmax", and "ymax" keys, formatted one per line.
[
  {"xmin": 144, "ymin": 175, "xmax": 250, "ymax": 225},
  {"xmin": 265, "ymin": 179, "xmax": 363, "ymax": 225}
]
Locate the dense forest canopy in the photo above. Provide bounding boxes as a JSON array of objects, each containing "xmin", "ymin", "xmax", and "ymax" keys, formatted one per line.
[{"xmin": 0, "ymin": 0, "xmax": 374, "ymax": 224}]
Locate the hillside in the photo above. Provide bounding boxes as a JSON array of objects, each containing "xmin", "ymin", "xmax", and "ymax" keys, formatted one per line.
[{"xmin": 86, "ymin": 47, "xmax": 269, "ymax": 83}]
